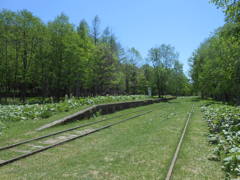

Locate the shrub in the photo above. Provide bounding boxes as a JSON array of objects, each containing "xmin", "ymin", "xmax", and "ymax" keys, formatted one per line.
[{"xmin": 202, "ymin": 104, "xmax": 240, "ymax": 178}]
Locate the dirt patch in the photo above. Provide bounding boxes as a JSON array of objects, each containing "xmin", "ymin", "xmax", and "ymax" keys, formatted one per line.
[
  {"xmin": 41, "ymin": 129, "xmax": 94, "ymax": 145},
  {"xmin": 27, "ymin": 144, "xmax": 45, "ymax": 149},
  {"xmin": 42, "ymin": 138, "xmax": 62, "ymax": 144},
  {"xmin": 11, "ymin": 149, "xmax": 31, "ymax": 153},
  {"xmin": 73, "ymin": 129, "xmax": 94, "ymax": 135}
]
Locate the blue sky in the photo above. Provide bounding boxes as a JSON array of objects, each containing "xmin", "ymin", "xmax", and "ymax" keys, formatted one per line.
[{"xmin": 1, "ymin": 0, "xmax": 225, "ymax": 74}]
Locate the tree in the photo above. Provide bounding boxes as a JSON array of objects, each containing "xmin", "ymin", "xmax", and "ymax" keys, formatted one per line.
[
  {"xmin": 91, "ymin": 15, "xmax": 100, "ymax": 45},
  {"xmin": 76, "ymin": 20, "xmax": 94, "ymax": 96},
  {"xmin": 148, "ymin": 44, "xmax": 178, "ymax": 97},
  {"xmin": 189, "ymin": 23, "xmax": 240, "ymax": 103},
  {"xmin": 0, "ymin": 9, "xmax": 191, "ymax": 101},
  {"xmin": 121, "ymin": 48, "xmax": 142, "ymax": 94},
  {"xmin": 48, "ymin": 13, "xmax": 76, "ymax": 99},
  {"xmin": 0, "ymin": 10, "xmax": 17, "ymax": 102},
  {"xmin": 211, "ymin": 0, "xmax": 240, "ymax": 23}
]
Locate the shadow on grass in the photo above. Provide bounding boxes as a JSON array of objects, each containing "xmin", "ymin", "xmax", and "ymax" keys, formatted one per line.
[
  {"xmin": 191, "ymin": 97, "xmax": 202, "ymax": 102},
  {"xmin": 166, "ymin": 101, "xmax": 180, "ymax": 104}
]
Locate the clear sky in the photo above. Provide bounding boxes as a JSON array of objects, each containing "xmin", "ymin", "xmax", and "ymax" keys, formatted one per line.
[{"xmin": 1, "ymin": 0, "xmax": 225, "ymax": 74}]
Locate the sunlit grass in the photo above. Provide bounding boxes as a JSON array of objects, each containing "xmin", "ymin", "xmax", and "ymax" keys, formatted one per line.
[
  {"xmin": 0, "ymin": 97, "xmax": 224, "ymax": 179},
  {"xmin": 172, "ymin": 103, "xmax": 224, "ymax": 180}
]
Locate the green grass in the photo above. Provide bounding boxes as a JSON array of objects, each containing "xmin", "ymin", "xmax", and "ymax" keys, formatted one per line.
[
  {"xmin": 0, "ymin": 97, "xmax": 224, "ymax": 179},
  {"xmin": 0, "ymin": 95, "xmax": 155, "ymax": 134},
  {"xmin": 171, "ymin": 102, "xmax": 225, "ymax": 180},
  {"xmin": 0, "ymin": 97, "xmax": 159, "ymax": 144},
  {"xmin": 0, "ymin": 105, "xmax": 89, "ymax": 146}
]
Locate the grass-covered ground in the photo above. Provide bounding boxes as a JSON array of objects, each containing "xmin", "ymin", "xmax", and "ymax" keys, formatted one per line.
[
  {"xmin": 0, "ymin": 95, "xmax": 152, "ymax": 135},
  {"xmin": 0, "ymin": 97, "xmax": 224, "ymax": 179},
  {"xmin": 172, "ymin": 100, "xmax": 225, "ymax": 179}
]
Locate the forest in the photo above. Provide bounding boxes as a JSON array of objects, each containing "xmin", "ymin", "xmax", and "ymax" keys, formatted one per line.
[
  {"xmin": 1, "ymin": 1, "xmax": 240, "ymax": 104},
  {"xmin": 190, "ymin": 0, "xmax": 240, "ymax": 104},
  {"xmin": 0, "ymin": 9, "xmax": 190, "ymax": 102}
]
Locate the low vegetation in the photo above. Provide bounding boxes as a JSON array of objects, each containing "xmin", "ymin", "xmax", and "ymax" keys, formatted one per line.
[
  {"xmin": 0, "ymin": 95, "xmax": 147, "ymax": 135},
  {"xmin": 202, "ymin": 103, "xmax": 240, "ymax": 179}
]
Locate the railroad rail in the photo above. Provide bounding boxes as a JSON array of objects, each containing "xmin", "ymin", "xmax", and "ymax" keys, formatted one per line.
[
  {"xmin": 165, "ymin": 105, "xmax": 195, "ymax": 180},
  {"xmin": 0, "ymin": 110, "xmax": 152, "ymax": 167},
  {"xmin": 0, "ymin": 109, "xmax": 146, "ymax": 151}
]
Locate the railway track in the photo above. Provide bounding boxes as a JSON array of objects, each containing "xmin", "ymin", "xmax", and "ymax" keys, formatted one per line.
[
  {"xmin": 165, "ymin": 104, "xmax": 195, "ymax": 180},
  {"xmin": 0, "ymin": 102, "xmax": 194, "ymax": 179},
  {"xmin": 0, "ymin": 110, "xmax": 152, "ymax": 167},
  {"xmin": 0, "ymin": 109, "xmax": 149, "ymax": 151}
]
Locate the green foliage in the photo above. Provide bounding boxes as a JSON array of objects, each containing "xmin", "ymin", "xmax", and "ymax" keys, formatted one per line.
[
  {"xmin": 202, "ymin": 104, "xmax": 240, "ymax": 178},
  {"xmin": 0, "ymin": 10, "xmax": 122, "ymax": 99},
  {"xmin": 190, "ymin": 1, "xmax": 240, "ymax": 103},
  {"xmin": 190, "ymin": 23, "xmax": 240, "ymax": 103},
  {"xmin": 0, "ymin": 95, "xmax": 147, "ymax": 134},
  {"xmin": 192, "ymin": 3, "xmax": 240, "ymax": 176},
  {"xmin": 0, "ymin": 9, "xmax": 190, "ymax": 103},
  {"xmin": 148, "ymin": 44, "xmax": 190, "ymax": 97},
  {"xmin": 210, "ymin": 0, "xmax": 240, "ymax": 23}
]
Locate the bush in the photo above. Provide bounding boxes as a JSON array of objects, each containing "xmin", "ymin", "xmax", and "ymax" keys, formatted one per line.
[
  {"xmin": 202, "ymin": 104, "xmax": 240, "ymax": 178},
  {"xmin": 0, "ymin": 95, "xmax": 148, "ymax": 133}
]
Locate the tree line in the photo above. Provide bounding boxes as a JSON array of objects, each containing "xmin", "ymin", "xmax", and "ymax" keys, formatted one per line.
[
  {"xmin": 0, "ymin": 9, "xmax": 190, "ymax": 102},
  {"xmin": 190, "ymin": 0, "xmax": 240, "ymax": 103}
]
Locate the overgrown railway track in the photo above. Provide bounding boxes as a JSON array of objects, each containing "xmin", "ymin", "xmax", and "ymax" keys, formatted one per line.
[
  {"xmin": 0, "ymin": 101, "xmax": 195, "ymax": 178},
  {"xmin": 165, "ymin": 104, "xmax": 195, "ymax": 180},
  {"xmin": 0, "ymin": 109, "xmax": 148, "ymax": 151},
  {"xmin": 0, "ymin": 110, "xmax": 152, "ymax": 167}
]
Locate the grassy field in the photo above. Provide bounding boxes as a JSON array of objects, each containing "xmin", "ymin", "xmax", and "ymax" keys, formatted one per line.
[
  {"xmin": 171, "ymin": 100, "xmax": 225, "ymax": 180},
  {"xmin": 0, "ymin": 97, "xmax": 224, "ymax": 179}
]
